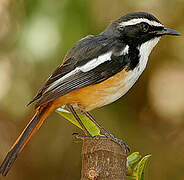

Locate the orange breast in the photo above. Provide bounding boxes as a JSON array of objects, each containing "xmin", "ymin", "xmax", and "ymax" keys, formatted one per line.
[{"xmin": 53, "ymin": 69, "xmax": 128, "ymax": 111}]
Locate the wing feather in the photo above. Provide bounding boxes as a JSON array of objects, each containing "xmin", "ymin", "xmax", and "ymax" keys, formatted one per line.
[
  {"xmin": 28, "ymin": 34, "xmax": 128, "ymax": 108},
  {"xmin": 35, "ymin": 54, "xmax": 129, "ymax": 108}
]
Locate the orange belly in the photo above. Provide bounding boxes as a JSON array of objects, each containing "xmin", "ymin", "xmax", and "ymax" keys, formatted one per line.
[{"xmin": 53, "ymin": 69, "xmax": 128, "ymax": 111}]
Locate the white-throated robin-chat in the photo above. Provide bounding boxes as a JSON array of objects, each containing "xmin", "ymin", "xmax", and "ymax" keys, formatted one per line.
[{"xmin": 0, "ymin": 12, "xmax": 180, "ymax": 176}]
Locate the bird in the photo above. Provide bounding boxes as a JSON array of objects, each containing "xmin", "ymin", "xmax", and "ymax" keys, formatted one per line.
[{"xmin": 0, "ymin": 12, "xmax": 180, "ymax": 176}]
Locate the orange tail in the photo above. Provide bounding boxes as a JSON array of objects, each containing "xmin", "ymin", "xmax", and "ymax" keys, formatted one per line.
[{"xmin": 0, "ymin": 103, "xmax": 53, "ymax": 176}]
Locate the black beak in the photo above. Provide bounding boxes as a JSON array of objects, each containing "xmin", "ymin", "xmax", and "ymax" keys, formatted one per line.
[{"xmin": 157, "ymin": 27, "xmax": 181, "ymax": 36}]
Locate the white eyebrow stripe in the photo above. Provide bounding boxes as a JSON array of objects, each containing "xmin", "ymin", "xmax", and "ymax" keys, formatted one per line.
[
  {"xmin": 45, "ymin": 47, "xmax": 129, "ymax": 92},
  {"xmin": 120, "ymin": 18, "xmax": 163, "ymax": 27}
]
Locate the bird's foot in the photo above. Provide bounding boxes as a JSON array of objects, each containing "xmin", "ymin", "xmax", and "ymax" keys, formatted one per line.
[
  {"xmin": 73, "ymin": 133, "xmax": 130, "ymax": 153},
  {"xmin": 96, "ymin": 131, "xmax": 130, "ymax": 153},
  {"xmin": 111, "ymin": 137, "xmax": 130, "ymax": 153}
]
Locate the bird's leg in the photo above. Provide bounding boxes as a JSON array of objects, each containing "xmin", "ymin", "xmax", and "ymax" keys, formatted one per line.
[
  {"xmin": 82, "ymin": 111, "xmax": 130, "ymax": 152},
  {"xmin": 67, "ymin": 105, "xmax": 92, "ymax": 137},
  {"xmin": 82, "ymin": 111, "xmax": 114, "ymax": 138}
]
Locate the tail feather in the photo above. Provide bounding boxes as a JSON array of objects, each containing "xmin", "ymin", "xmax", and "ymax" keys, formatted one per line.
[{"xmin": 0, "ymin": 103, "xmax": 52, "ymax": 176}]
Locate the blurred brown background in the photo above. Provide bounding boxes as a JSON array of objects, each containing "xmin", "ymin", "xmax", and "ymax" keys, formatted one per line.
[{"xmin": 0, "ymin": 0, "xmax": 184, "ymax": 179}]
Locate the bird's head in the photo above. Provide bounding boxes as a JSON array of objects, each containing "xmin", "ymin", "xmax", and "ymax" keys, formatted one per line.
[{"xmin": 104, "ymin": 12, "xmax": 180, "ymax": 47}]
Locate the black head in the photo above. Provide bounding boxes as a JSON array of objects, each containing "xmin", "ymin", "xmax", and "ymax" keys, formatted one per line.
[{"xmin": 104, "ymin": 12, "xmax": 180, "ymax": 46}]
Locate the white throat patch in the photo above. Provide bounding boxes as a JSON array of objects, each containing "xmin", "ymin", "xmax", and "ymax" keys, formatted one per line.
[
  {"xmin": 120, "ymin": 18, "xmax": 163, "ymax": 27},
  {"xmin": 115, "ymin": 37, "xmax": 161, "ymax": 102},
  {"xmin": 139, "ymin": 37, "xmax": 160, "ymax": 66},
  {"xmin": 131, "ymin": 37, "xmax": 160, "ymax": 81}
]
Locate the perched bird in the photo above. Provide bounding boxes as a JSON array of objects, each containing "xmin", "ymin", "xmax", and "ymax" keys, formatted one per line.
[{"xmin": 0, "ymin": 12, "xmax": 180, "ymax": 176}]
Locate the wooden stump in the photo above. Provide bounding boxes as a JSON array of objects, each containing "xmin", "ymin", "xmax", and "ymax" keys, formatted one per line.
[{"xmin": 76, "ymin": 135, "xmax": 128, "ymax": 180}]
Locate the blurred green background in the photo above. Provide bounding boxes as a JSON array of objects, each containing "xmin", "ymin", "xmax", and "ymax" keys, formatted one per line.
[{"xmin": 0, "ymin": 0, "xmax": 184, "ymax": 179}]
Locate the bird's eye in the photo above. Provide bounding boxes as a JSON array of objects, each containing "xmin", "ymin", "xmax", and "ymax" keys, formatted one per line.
[{"xmin": 140, "ymin": 23, "xmax": 149, "ymax": 32}]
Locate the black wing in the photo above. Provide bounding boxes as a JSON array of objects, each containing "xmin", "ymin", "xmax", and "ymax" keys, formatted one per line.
[
  {"xmin": 42, "ymin": 35, "xmax": 117, "ymax": 90},
  {"xmin": 28, "ymin": 34, "xmax": 129, "ymax": 108},
  {"xmin": 35, "ymin": 53, "xmax": 130, "ymax": 108}
]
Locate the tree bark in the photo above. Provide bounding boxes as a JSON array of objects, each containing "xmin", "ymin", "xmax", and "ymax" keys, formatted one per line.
[{"xmin": 76, "ymin": 135, "xmax": 127, "ymax": 180}]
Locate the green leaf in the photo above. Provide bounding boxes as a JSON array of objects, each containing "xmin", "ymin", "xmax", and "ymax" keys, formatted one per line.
[
  {"xmin": 56, "ymin": 108, "xmax": 101, "ymax": 136},
  {"xmin": 127, "ymin": 152, "xmax": 142, "ymax": 167},
  {"xmin": 126, "ymin": 152, "xmax": 142, "ymax": 177},
  {"xmin": 126, "ymin": 153, "xmax": 151, "ymax": 179},
  {"xmin": 136, "ymin": 154, "xmax": 152, "ymax": 180}
]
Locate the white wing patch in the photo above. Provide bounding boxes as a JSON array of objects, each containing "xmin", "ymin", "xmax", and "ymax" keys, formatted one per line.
[
  {"xmin": 79, "ymin": 51, "xmax": 112, "ymax": 72},
  {"xmin": 44, "ymin": 68, "xmax": 80, "ymax": 92},
  {"xmin": 45, "ymin": 46, "xmax": 130, "ymax": 92},
  {"xmin": 120, "ymin": 18, "xmax": 163, "ymax": 27},
  {"xmin": 119, "ymin": 45, "xmax": 129, "ymax": 55}
]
